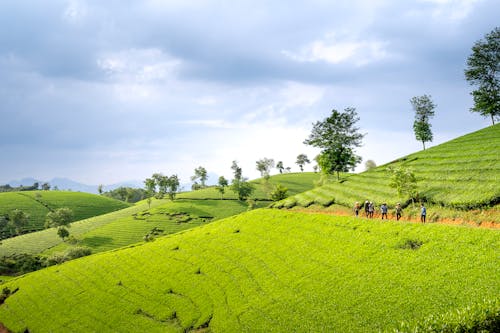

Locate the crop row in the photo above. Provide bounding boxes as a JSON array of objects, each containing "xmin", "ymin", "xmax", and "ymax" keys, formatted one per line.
[{"xmin": 0, "ymin": 209, "xmax": 498, "ymax": 332}]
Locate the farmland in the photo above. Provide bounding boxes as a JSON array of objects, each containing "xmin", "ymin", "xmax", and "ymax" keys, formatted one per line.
[
  {"xmin": 0, "ymin": 191, "xmax": 129, "ymax": 235},
  {"xmin": 273, "ymin": 124, "xmax": 500, "ymax": 213},
  {"xmin": 0, "ymin": 209, "xmax": 498, "ymax": 332}
]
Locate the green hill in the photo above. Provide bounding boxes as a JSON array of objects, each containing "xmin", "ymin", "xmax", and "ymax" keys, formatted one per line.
[
  {"xmin": 0, "ymin": 191, "xmax": 129, "ymax": 237},
  {"xmin": 177, "ymin": 172, "xmax": 320, "ymax": 200},
  {"xmin": 0, "ymin": 173, "xmax": 319, "ymax": 257},
  {"xmin": 0, "ymin": 209, "xmax": 498, "ymax": 332},
  {"xmin": 274, "ymin": 124, "xmax": 500, "ymax": 210}
]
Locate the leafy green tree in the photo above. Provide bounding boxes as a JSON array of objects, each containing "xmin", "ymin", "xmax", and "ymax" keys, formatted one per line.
[
  {"xmin": 144, "ymin": 177, "xmax": 156, "ymax": 197},
  {"xmin": 216, "ymin": 176, "xmax": 229, "ymax": 199},
  {"xmin": 41, "ymin": 183, "xmax": 50, "ymax": 191},
  {"xmin": 45, "ymin": 207, "xmax": 74, "ymax": 240},
  {"xmin": 388, "ymin": 166, "xmax": 418, "ymax": 206},
  {"xmin": 276, "ymin": 161, "xmax": 285, "ymax": 174},
  {"xmin": 231, "ymin": 179, "xmax": 255, "ymax": 201},
  {"xmin": 304, "ymin": 107, "xmax": 364, "ymax": 180},
  {"xmin": 269, "ymin": 184, "xmax": 288, "ymax": 201},
  {"xmin": 191, "ymin": 166, "xmax": 208, "ymax": 190},
  {"xmin": 97, "ymin": 184, "xmax": 103, "ymax": 195},
  {"xmin": 8, "ymin": 209, "xmax": 29, "ymax": 236},
  {"xmin": 365, "ymin": 159, "xmax": 377, "ymax": 171},
  {"xmin": 256, "ymin": 158, "xmax": 275, "ymax": 180},
  {"xmin": 411, "ymin": 95, "xmax": 436, "ymax": 150},
  {"xmin": 231, "ymin": 161, "xmax": 242, "ymax": 181},
  {"xmin": 464, "ymin": 27, "xmax": 500, "ymax": 125},
  {"xmin": 166, "ymin": 175, "xmax": 180, "ymax": 200},
  {"xmin": 295, "ymin": 154, "xmax": 310, "ymax": 172}
]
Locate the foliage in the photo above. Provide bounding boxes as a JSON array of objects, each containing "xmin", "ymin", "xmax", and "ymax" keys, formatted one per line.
[
  {"xmin": 103, "ymin": 187, "xmax": 146, "ymax": 203},
  {"xmin": 256, "ymin": 158, "xmax": 275, "ymax": 180},
  {"xmin": 365, "ymin": 159, "xmax": 377, "ymax": 171},
  {"xmin": 410, "ymin": 94, "xmax": 436, "ymax": 150},
  {"xmin": 7, "ymin": 210, "xmax": 29, "ymax": 236},
  {"xmin": 388, "ymin": 166, "xmax": 418, "ymax": 205},
  {"xmin": 45, "ymin": 208, "xmax": 74, "ymax": 229},
  {"xmin": 304, "ymin": 107, "xmax": 364, "ymax": 179},
  {"xmin": 0, "ymin": 253, "xmax": 44, "ymax": 275},
  {"xmin": 230, "ymin": 179, "xmax": 255, "ymax": 201},
  {"xmin": 147, "ymin": 173, "xmax": 180, "ymax": 200},
  {"xmin": 269, "ymin": 184, "xmax": 288, "ymax": 201},
  {"xmin": 0, "ymin": 210, "xmax": 497, "ymax": 332},
  {"xmin": 295, "ymin": 154, "xmax": 310, "ymax": 172},
  {"xmin": 276, "ymin": 161, "xmax": 285, "ymax": 174},
  {"xmin": 464, "ymin": 27, "xmax": 500, "ymax": 125},
  {"xmin": 191, "ymin": 166, "xmax": 208, "ymax": 189},
  {"xmin": 216, "ymin": 176, "xmax": 229, "ymax": 199}
]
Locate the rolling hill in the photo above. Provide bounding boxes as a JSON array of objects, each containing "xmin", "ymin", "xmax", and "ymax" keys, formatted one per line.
[
  {"xmin": 273, "ymin": 123, "xmax": 500, "ymax": 210},
  {"xmin": 0, "ymin": 191, "xmax": 129, "ymax": 237},
  {"xmin": 0, "ymin": 209, "xmax": 498, "ymax": 332}
]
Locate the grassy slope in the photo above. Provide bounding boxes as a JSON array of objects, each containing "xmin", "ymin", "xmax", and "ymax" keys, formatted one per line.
[
  {"xmin": 0, "ymin": 209, "xmax": 498, "ymax": 332},
  {"xmin": 274, "ymin": 124, "xmax": 500, "ymax": 210},
  {"xmin": 0, "ymin": 173, "xmax": 319, "ymax": 256},
  {"xmin": 177, "ymin": 172, "xmax": 320, "ymax": 200},
  {"xmin": 0, "ymin": 191, "xmax": 129, "ymax": 233}
]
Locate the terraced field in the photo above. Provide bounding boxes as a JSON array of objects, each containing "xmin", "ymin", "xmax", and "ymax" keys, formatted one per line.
[
  {"xmin": 0, "ymin": 191, "xmax": 129, "ymax": 234},
  {"xmin": 0, "ymin": 209, "xmax": 498, "ymax": 332},
  {"xmin": 177, "ymin": 172, "xmax": 320, "ymax": 200},
  {"xmin": 274, "ymin": 124, "xmax": 500, "ymax": 211}
]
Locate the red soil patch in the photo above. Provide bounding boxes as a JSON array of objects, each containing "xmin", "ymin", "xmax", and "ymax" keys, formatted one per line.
[{"xmin": 293, "ymin": 208, "xmax": 500, "ymax": 229}]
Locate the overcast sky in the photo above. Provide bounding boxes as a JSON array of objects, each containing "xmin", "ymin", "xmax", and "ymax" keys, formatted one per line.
[{"xmin": 1, "ymin": 0, "xmax": 498, "ymax": 186}]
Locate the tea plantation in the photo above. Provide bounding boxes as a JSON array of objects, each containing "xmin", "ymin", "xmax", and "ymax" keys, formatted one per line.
[
  {"xmin": 273, "ymin": 123, "xmax": 500, "ymax": 211},
  {"xmin": 0, "ymin": 209, "xmax": 498, "ymax": 332}
]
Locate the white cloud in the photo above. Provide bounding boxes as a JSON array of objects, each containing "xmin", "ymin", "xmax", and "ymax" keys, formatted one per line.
[
  {"xmin": 419, "ymin": 0, "xmax": 482, "ymax": 21},
  {"xmin": 62, "ymin": 0, "xmax": 88, "ymax": 24},
  {"xmin": 283, "ymin": 34, "xmax": 391, "ymax": 66}
]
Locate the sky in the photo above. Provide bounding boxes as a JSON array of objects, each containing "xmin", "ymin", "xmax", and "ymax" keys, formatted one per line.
[{"xmin": 1, "ymin": 0, "xmax": 498, "ymax": 186}]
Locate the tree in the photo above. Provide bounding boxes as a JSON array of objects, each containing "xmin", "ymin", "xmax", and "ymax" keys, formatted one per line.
[
  {"xmin": 276, "ymin": 161, "xmax": 285, "ymax": 174},
  {"xmin": 41, "ymin": 183, "xmax": 50, "ymax": 191},
  {"xmin": 97, "ymin": 184, "xmax": 103, "ymax": 195},
  {"xmin": 464, "ymin": 27, "xmax": 500, "ymax": 125},
  {"xmin": 411, "ymin": 95, "xmax": 436, "ymax": 150},
  {"xmin": 231, "ymin": 161, "xmax": 242, "ymax": 181},
  {"xmin": 295, "ymin": 154, "xmax": 310, "ymax": 172},
  {"xmin": 8, "ymin": 209, "xmax": 29, "ymax": 236},
  {"xmin": 166, "ymin": 175, "xmax": 180, "ymax": 200},
  {"xmin": 230, "ymin": 179, "xmax": 255, "ymax": 201},
  {"xmin": 144, "ymin": 177, "xmax": 156, "ymax": 197},
  {"xmin": 269, "ymin": 184, "xmax": 288, "ymax": 201},
  {"xmin": 191, "ymin": 166, "xmax": 208, "ymax": 190},
  {"xmin": 388, "ymin": 166, "xmax": 418, "ymax": 206},
  {"xmin": 45, "ymin": 207, "xmax": 74, "ymax": 240},
  {"xmin": 216, "ymin": 176, "xmax": 228, "ymax": 199},
  {"xmin": 365, "ymin": 159, "xmax": 377, "ymax": 171},
  {"xmin": 256, "ymin": 158, "xmax": 275, "ymax": 180},
  {"xmin": 304, "ymin": 107, "xmax": 364, "ymax": 180}
]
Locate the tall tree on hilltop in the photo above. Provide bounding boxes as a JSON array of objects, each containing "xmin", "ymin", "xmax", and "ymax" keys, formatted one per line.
[
  {"xmin": 411, "ymin": 95, "xmax": 436, "ymax": 150},
  {"xmin": 295, "ymin": 154, "xmax": 310, "ymax": 172},
  {"xmin": 256, "ymin": 158, "xmax": 275, "ymax": 180},
  {"xmin": 465, "ymin": 27, "xmax": 500, "ymax": 125},
  {"xmin": 304, "ymin": 107, "xmax": 364, "ymax": 180},
  {"xmin": 191, "ymin": 166, "xmax": 208, "ymax": 190},
  {"xmin": 276, "ymin": 161, "xmax": 285, "ymax": 174}
]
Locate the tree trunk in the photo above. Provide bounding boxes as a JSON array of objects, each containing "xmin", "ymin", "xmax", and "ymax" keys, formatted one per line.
[
  {"xmin": 492, "ymin": 114, "xmax": 496, "ymax": 125},
  {"xmin": 422, "ymin": 141, "xmax": 426, "ymax": 150}
]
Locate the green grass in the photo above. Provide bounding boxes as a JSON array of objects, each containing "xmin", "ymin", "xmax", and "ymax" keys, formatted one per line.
[
  {"xmin": 0, "ymin": 191, "xmax": 129, "ymax": 233},
  {"xmin": 0, "ymin": 209, "xmax": 497, "ymax": 332},
  {"xmin": 177, "ymin": 172, "xmax": 320, "ymax": 200},
  {"xmin": 274, "ymin": 124, "xmax": 500, "ymax": 211}
]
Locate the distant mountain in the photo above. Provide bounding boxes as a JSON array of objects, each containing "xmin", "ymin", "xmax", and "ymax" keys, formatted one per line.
[{"xmin": 6, "ymin": 178, "xmax": 145, "ymax": 194}]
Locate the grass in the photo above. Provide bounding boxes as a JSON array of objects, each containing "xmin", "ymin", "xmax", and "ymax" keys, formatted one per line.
[
  {"xmin": 274, "ymin": 124, "xmax": 500, "ymax": 212},
  {"xmin": 0, "ymin": 209, "xmax": 497, "ymax": 332},
  {"xmin": 0, "ymin": 191, "xmax": 129, "ymax": 234}
]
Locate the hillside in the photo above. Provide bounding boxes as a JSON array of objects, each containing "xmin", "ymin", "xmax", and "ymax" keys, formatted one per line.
[
  {"xmin": 273, "ymin": 124, "xmax": 500, "ymax": 210},
  {"xmin": 0, "ymin": 209, "xmax": 498, "ymax": 332},
  {"xmin": 0, "ymin": 191, "xmax": 129, "ymax": 237},
  {"xmin": 0, "ymin": 173, "xmax": 319, "ymax": 257}
]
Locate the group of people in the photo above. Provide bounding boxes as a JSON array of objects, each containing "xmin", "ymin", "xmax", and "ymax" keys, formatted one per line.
[{"xmin": 353, "ymin": 201, "xmax": 427, "ymax": 223}]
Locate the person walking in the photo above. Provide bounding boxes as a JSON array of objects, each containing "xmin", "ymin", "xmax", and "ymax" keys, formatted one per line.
[
  {"xmin": 368, "ymin": 201, "xmax": 375, "ymax": 218},
  {"xmin": 364, "ymin": 200, "xmax": 370, "ymax": 217},
  {"xmin": 381, "ymin": 203, "xmax": 388, "ymax": 220},
  {"xmin": 395, "ymin": 203, "xmax": 403, "ymax": 221},
  {"xmin": 354, "ymin": 202, "xmax": 360, "ymax": 217},
  {"xmin": 420, "ymin": 203, "xmax": 427, "ymax": 223}
]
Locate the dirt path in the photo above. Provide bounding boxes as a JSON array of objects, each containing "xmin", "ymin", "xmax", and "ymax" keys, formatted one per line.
[{"xmin": 292, "ymin": 208, "xmax": 500, "ymax": 229}]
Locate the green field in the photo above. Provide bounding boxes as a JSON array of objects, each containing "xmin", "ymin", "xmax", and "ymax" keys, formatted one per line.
[
  {"xmin": 0, "ymin": 209, "xmax": 497, "ymax": 332},
  {"xmin": 0, "ymin": 191, "xmax": 129, "ymax": 235},
  {"xmin": 273, "ymin": 124, "xmax": 500, "ymax": 211}
]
